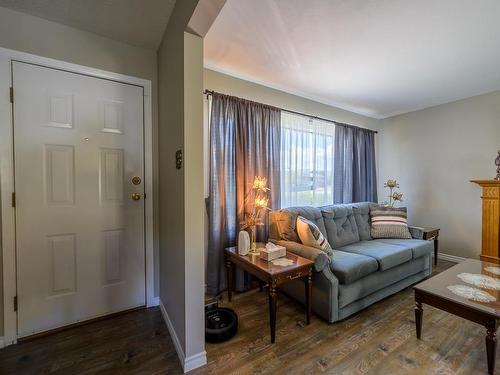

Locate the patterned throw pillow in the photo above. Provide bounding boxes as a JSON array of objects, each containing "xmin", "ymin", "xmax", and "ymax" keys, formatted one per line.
[
  {"xmin": 296, "ymin": 216, "xmax": 333, "ymax": 257},
  {"xmin": 370, "ymin": 206, "xmax": 412, "ymax": 239}
]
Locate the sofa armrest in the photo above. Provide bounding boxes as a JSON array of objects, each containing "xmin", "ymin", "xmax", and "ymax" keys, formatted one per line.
[
  {"xmin": 408, "ymin": 226, "xmax": 424, "ymax": 239},
  {"xmin": 271, "ymin": 239, "xmax": 330, "ymax": 272}
]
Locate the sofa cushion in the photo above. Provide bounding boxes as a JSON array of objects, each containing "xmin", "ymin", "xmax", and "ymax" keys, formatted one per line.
[
  {"xmin": 338, "ymin": 241, "xmax": 413, "ymax": 271},
  {"xmin": 372, "ymin": 239, "xmax": 433, "ymax": 259},
  {"xmin": 338, "ymin": 255, "xmax": 430, "ymax": 308},
  {"xmin": 330, "ymin": 250, "xmax": 379, "ymax": 284},
  {"xmin": 351, "ymin": 202, "xmax": 376, "ymax": 241},
  {"xmin": 271, "ymin": 207, "xmax": 327, "ymax": 243},
  {"xmin": 320, "ymin": 205, "xmax": 360, "ymax": 248}
]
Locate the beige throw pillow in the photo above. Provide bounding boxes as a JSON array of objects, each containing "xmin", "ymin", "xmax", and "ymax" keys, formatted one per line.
[
  {"xmin": 370, "ymin": 206, "xmax": 412, "ymax": 239},
  {"xmin": 296, "ymin": 216, "xmax": 333, "ymax": 257}
]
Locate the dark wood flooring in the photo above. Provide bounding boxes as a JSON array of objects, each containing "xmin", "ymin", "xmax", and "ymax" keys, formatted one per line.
[
  {"xmin": 0, "ymin": 260, "xmax": 494, "ymax": 374},
  {"xmin": 0, "ymin": 307, "xmax": 183, "ymax": 374}
]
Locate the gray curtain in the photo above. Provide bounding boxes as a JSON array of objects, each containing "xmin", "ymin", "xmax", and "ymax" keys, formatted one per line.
[
  {"xmin": 333, "ymin": 124, "xmax": 377, "ymax": 203},
  {"xmin": 207, "ymin": 92, "xmax": 281, "ymax": 295}
]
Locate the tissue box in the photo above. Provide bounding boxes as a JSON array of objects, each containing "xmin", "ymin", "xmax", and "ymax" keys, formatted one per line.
[{"xmin": 259, "ymin": 245, "xmax": 286, "ymax": 261}]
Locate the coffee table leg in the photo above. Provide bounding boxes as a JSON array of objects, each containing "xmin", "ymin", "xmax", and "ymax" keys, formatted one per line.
[
  {"xmin": 226, "ymin": 259, "xmax": 232, "ymax": 302},
  {"xmin": 415, "ymin": 300, "xmax": 423, "ymax": 339},
  {"xmin": 486, "ymin": 325, "xmax": 497, "ymax": 375},
  {"xmin": 305, "ymin": 271, "xmax": 312, "ymax": 325},
  {"xmin": 269, "ymin": 285, "xmax": 277, "ymax": 343}
]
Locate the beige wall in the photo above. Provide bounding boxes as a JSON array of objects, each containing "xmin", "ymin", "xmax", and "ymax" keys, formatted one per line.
[
  {"xmin": 0, "ymin": 6, "xmax": 157, "ymax": 81},
  {"xmin": 158, "ymin": 0, "xmax": 206, "ymax": 365},
  {"xmin": 183, "ymin": 32, "xmax": 205, "ymax": 362},
  {"xmin": 158, "ymin": 1, "xmax": 188, "ymax": 354},
  {"xmin": 0, "ymin": 6, "xmax": 159, "ymax": 335},
  {"xmin": 379, "ymin": 90, "xmax": 500, "ymax": 259}
]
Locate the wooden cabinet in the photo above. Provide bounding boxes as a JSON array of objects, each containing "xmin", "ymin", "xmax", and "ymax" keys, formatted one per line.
[{"xmin": 471, "ymin": 180, "xmax": 500, "ymax": 263}]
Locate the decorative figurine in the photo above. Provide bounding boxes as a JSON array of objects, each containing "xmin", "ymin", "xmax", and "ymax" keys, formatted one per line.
[{"xmin": 496, "ymin": 150, "xmax": 500, "ymax": 180}]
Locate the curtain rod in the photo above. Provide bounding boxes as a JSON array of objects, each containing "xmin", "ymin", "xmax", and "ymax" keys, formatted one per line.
[{"xmin": 203, "ymin": 89, "xmax": 378, "ymax": 134}]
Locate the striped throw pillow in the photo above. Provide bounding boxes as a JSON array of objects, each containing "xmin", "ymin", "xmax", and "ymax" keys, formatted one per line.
[
  {"xmin": 370, "ymin": 206, "xmax": 412, "ymax": 239},
  {"xmin": 296, "ymin": 216, "xmax": 333, "ymax": 257}
]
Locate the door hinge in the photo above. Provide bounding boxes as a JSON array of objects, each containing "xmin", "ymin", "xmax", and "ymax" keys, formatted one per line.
[
  {"xmin": 14, "ymin": 296, "xmax": 18, "ymax": 312},
  {"xmin": 11, "ymin": 192, "xmax": 16, "ymax": 207},
  {"xmin": 9, "ymin": 87, "xmax": 13, "ymax": 103}
]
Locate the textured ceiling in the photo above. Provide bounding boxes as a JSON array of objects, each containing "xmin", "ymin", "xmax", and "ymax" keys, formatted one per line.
[
  {"xmin": 0, "ymin": 0, "xmax": 176, "ymax": 49},
  {"xmin": 205, "ymin": 0, "xmax": 500, "ymax": 118}
]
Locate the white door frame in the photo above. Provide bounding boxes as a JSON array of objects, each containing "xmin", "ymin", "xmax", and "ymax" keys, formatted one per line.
[{"xmin": 0, "ymin": 47, "xmax": 156, "ymax": 347}]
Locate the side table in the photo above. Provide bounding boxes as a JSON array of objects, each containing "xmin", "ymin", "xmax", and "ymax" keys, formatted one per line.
[
  {"xmin": 225, "ymin": 247, "xmax": 314, "ymax": 343},
  {"xmin": 411, "ymin": 227, "xmax": 440, "ymax": 265}
]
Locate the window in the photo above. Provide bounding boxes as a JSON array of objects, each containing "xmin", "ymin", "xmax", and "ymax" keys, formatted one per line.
[{"xmin": 280, "ymin": 112, "xmax": 335, "ymax": 208}]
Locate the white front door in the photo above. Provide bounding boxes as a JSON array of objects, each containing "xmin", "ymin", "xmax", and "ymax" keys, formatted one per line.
[{"xmin": 13, "ymin": 61, "xmax": 146, "ymax": 337}]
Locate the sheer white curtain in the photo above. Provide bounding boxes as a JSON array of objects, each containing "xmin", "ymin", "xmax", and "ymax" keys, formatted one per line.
[{"xmin": 280, "ymin": 112, "xmax": 335, "ymax": 208}]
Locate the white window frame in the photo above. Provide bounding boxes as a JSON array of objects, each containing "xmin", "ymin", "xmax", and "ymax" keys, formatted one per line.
[{"xmin": 280, "ymin": 111, "xmax": 336, "ymax": 208}]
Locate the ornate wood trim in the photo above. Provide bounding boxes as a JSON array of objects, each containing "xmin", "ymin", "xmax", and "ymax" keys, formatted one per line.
[
  {"xmin": 471, "ymin": 180, "xmax": 500, "ymax": 263},
  {"xmin": 471, "ymin": 180, "xmax": 500, "ymax": 187}
]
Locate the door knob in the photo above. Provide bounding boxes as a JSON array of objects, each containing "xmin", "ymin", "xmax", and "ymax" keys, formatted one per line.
[{"xmin": 131, "ymin": 192, "xmax": 142, "ymax": 201}]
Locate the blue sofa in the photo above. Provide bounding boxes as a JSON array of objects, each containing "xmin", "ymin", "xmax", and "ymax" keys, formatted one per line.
[{"xmin": 269, "ymin": 202, "xmax": 433, "ymax": 323}]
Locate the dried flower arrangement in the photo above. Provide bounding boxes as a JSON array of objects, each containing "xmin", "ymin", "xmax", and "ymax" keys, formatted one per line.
[
  {"xmin": 240, "ymin": 176, "xmax": 271, "ymax": 253},
  {"xmin": 383, "ymin": 179, "xmax": 404, "ymax": 207}
]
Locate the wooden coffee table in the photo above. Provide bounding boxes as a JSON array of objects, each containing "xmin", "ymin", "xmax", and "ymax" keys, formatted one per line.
[
  {"xmin": 414, "ymin": 259, "xmax": 500, "ymax": 374},
  {"xmin": 225, "ymin": 247, "xmax": 314, "ymax": 343}
]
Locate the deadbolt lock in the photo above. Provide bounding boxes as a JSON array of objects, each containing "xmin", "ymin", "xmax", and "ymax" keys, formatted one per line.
[
  {"xmin": 131, "ymin": 192, "xmax": 142, "ymax": 201},
  {"xmin": 132, "ymin": 176, "xmax": 142, "ymax": 185}
]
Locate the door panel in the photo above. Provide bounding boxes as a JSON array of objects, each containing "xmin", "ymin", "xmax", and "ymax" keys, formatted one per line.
[
  {"xmin": 13, "ymin": 62, "xmax": 145, "ymax": 337},
  {"xmin": 44, "ymin": 144, "xmax": 76, "ymax": 206}
]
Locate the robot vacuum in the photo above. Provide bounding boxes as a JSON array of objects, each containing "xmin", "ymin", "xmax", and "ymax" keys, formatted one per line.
[{"xmin": 205, "ymin": 306, "xmax": 238, "ymax": 343}]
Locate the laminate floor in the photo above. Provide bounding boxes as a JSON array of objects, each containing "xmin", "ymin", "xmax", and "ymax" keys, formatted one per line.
[
  {"xmin": 0, "ymin": 260, "xmax": 494, "ymax": 374},
  {"xmin": 0, "ymin": 307, "xmax": 183, "ymax": 374}
]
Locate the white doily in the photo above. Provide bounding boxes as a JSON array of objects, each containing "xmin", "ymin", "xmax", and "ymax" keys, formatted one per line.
[
  {"xmin": 447, "ymin": 285, "xmax": 496, "ymax": 303},
  {"xmin": 456, "ymin": 272, "xmax": 500, "ymax": 290},
  {"xmin": 485, "ymin": 266, "xmax": 500, "ymax": 276},
  {"xmin": 271, "ymin": 258, "xmax": 294, "ymax": 267}
]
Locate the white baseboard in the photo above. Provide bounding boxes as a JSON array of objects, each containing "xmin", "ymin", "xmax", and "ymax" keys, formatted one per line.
[
  {"xmin": 437, "ymin": 252, "xmax": 467, "ymax": 263},
  {"xmin": 159, "ymin": 300, "xmax": 207, "ymax": 373},
  {"xmin": 184, "ymin": 351, "xmax": 208, "ymax": 373},
  {"xmin": 159, "ymin": 301, "xmax": 185, "ymax": 368}
]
